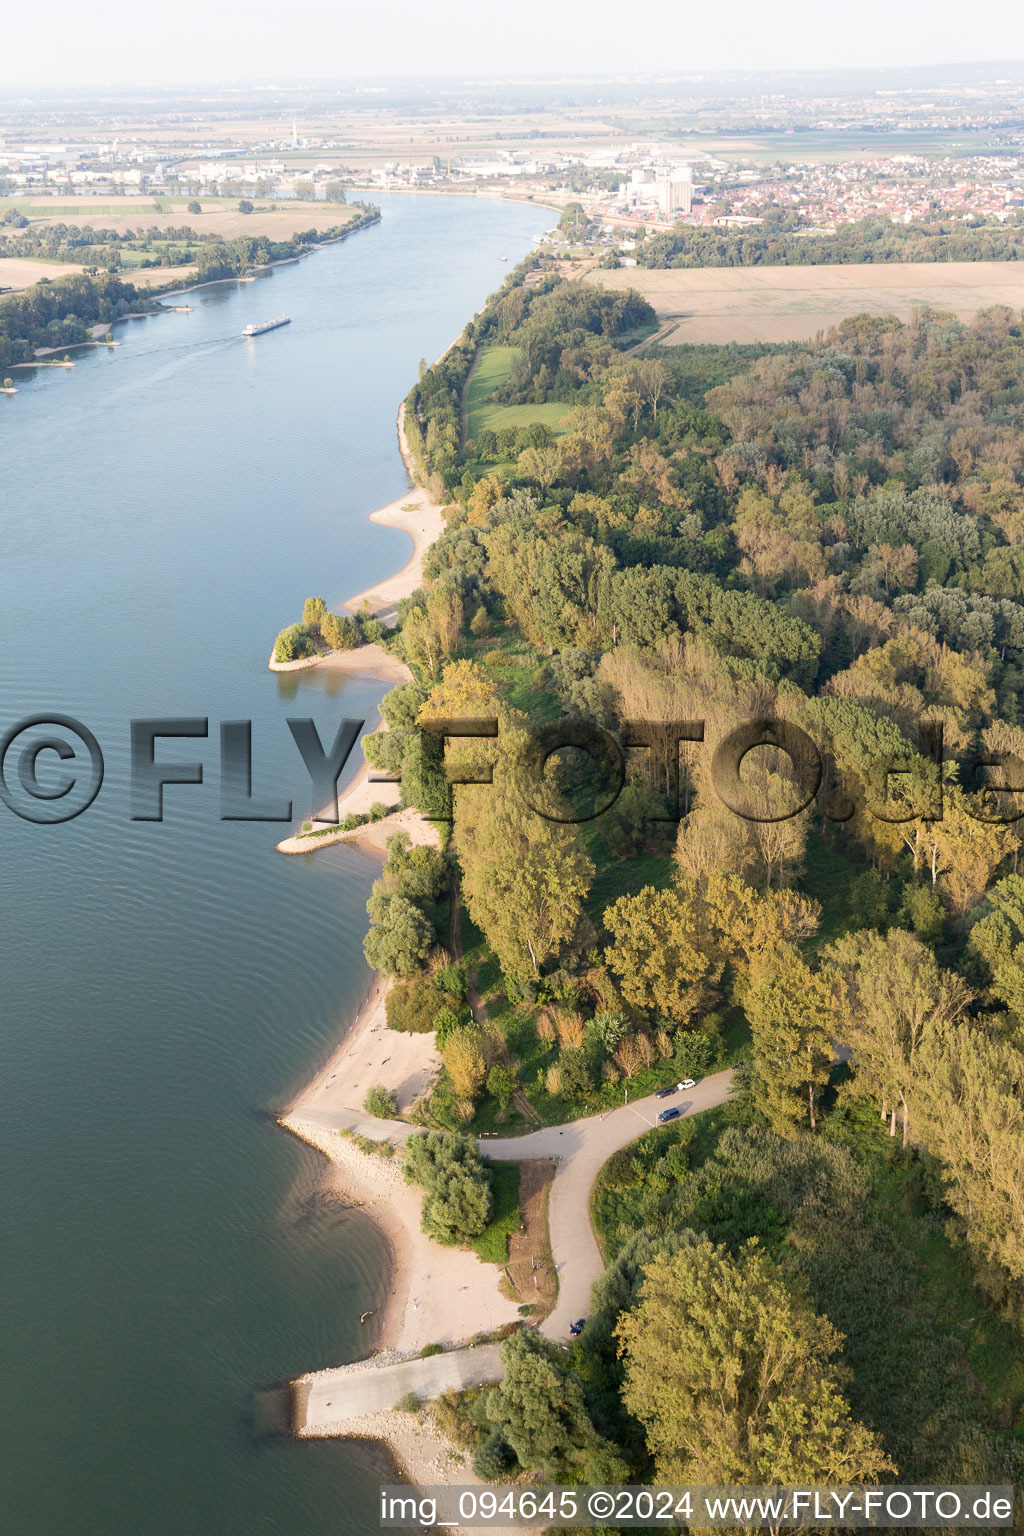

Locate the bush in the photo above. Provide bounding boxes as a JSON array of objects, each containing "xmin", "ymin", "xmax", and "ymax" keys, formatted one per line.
[
  {"xmin": 434, "ymin": 1005, "xmax": 468, "ymax": 1046},
  {"xmin": 434, "ymin": 962, "xmax": 468, "ymax": 999},
  {"xmin": 387, "ymin": 975, "xmax": 449, "ymax": 1032},
  {"xmin": 404, "ymin": 1130, "xmax": 494, "ymax": 1244},
  {"xmin": 420, "ymin": 1343, "xmax": 443, "ymax": 1358},
  {"xmin": 273, "ymin": 623, "xmax": 316, "ymax": 662},
  {"xmin": 396, "ymin": 1392, "xmax": 421, "ymax": 1413},
  {"xmin": 364, "ymin": 1085, "xmax": 399, "ymax": 1119},
  {"xmin": 323, "ymin": 611, "xmax": 361, "ymax": 649},
  {"xmin": 363, "ymin": 894, "xmax": 433, "ymax": 977},
  {"xmin": 472, "ymin": 1429, "xmax": 517, "ymax": 1481}
]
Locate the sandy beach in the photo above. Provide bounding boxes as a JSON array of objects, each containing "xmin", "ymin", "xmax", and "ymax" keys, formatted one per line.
[
  {"xmin": 279, "ymin": 365, "xmax": 518, "ymax": 1353},
  {"xmin": 344, "ymin": 486, "xmax": 445, "ymax": 627},
  {"xmin": 276, "ymin": 341, "xmax": 535, "ymax": 1497}
]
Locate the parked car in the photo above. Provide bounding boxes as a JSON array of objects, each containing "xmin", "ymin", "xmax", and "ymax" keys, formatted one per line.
[
  {"xmin": 658, "ymin": 1106, "xmax": 682, "ymax": 1124},
  {"xmin": 656, "ymin": 1079, "xmax": 697, "ymax": 1099},
  {"xmin": 569, "ymin": 1318, "xmax": 586, "ymax": 1337}
]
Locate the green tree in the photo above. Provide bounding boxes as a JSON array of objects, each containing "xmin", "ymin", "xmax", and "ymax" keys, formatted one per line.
[
  {"xmin": 968, "ymin": 873, "xmax": 1024, "ymax": 1025},
  {"xmin": 403, "ymin": 1131, "xmax": 493, "ymax": 1244},
  {"xmin": 186, "ymin": 199, "xmax": 201, "ymax": 214},
  {"xmin": 604, "ymin": 882, "xmax": 719, "ymax": 1026},
  {"xmin": 302, "ymin": 595, "xmax": 327, "ymax": 631},
  {"xmin": 364, "ymin": 1085, "xmax": 399, "ymax": 1118},
  {"xmin": 238, "ymin": 199, "xmax": 254, "ymax": 214},
  {"xmin": 486, "ymin": 1064, "xmax": 516, "ymax": 1111},
  {"xmin": 823, "ymin": 928, "xmax": 972, "ymax": 1144},
  {"xmin": 916, "ymin": 1019, "xmax": 1024, "ymax": 1295},
  {"xmin": 273, "ymin": 622, "xmax": 315, "ymax": 662},
  {"xmin": 745, "ymin": 945, "xmax": 832, "ymax": 1135},
  {"xmin": 362, "ymin": 893, "xmax": 433, "ymax": 977},
  {"xmin": 616, "ymin": 1239, "xmax": 893, "ymax": 1486},
  {"xmin": 456, "ymin": 716, "xmax": 593, "ymax": 982},
  {"xmin": 485, "ymin": 1331, "xmax": 628, "ymax": 1482}
]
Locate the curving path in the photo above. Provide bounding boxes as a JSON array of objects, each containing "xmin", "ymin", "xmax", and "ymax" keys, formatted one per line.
[
  {"xmin": 298, "ymin": 1068, "xmax": 734, "ymax": 1341},
  {"xmin": 487, "ymin": 1068, "xmax": 734, "ymax": 1338}
]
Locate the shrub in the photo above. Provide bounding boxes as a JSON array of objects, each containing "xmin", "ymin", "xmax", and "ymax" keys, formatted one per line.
[
  {"xmin": 434, "ymin": 962, "xmax": 468, "ymax": 999},
  {"xmin": 404, "ymin": 1130, "xmax": 494, "ymax": 1243},
  {"xmin": 323, "ymin": 611, "xmax": 361, "ymax": 649},
  {"xmin": 434, "ymin": 1005, "xmax": 466, "ymax": 1047},
  {"xmin": 420, "ymin": 1343, "xmax": 443, "ymax": 1358},
  {"xmin": 472, "ymin": 1429, "xmax": 517, "ymax": 1480},
  {"xmin": 396, "ymin": 1392, "xmax": 421, "ymax": 1413},
  {"xmin": 486, "ymin": 1064, "xmax": 516, "ymax": 1111},
  {"xmin": 273, "ymin": 623, "xmax": 316, "ymax": 662},
  {"xmin": 364, "ymin": 1085, "xmax": 399, "ymax": 1119},
  {"xmin": 387, "ymin": 975, "xmax": 449, "ymax": 1032}
]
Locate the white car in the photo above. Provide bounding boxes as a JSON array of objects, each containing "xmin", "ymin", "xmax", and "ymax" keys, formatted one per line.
[{"xmin": 679, "ymin": 1078, "xmax": 696, "ymax": 1090}]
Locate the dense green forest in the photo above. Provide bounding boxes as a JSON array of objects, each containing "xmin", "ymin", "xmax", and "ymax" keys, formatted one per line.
[
  {"xmin": 0, "ymin": 271, "xmax": 158, "ymax": 368},
  {"xmin": 636, "ymin": 213, "xmax": 1024, "ymax": 269},
  {"xmin": 297, "ymin": 258, "xmax": 1024, "ymax": 1509}
]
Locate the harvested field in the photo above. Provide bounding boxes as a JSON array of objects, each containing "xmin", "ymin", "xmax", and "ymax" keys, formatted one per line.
[
  {"xmin": 585, "ymin": 261, "xmax": 1024, "ymax": 344},
  {"xmin": 0, "ymin": 256, "xmax": 86, "ymax": 290},
  {"xmin": 0, "ymin": 197, "xmax": 367, "ymax": 243}
]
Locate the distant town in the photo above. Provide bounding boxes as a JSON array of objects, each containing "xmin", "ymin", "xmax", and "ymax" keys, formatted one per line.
[{"xmin": 4, "ymin": 69, "xmax": 1024, "ymax": 241}]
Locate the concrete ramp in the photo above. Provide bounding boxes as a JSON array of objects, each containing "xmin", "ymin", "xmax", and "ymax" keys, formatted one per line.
[{"xmin": 296, "ymin": 1344, "xmax": 503, "ymax": 1433}]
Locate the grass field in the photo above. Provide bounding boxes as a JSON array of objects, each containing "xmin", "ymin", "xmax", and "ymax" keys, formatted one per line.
[
  {"xmin": 586, "ymin": 261, "xmax": 1024, "ymax": 344},
  {"xmin": 464, "ymin": 344, "xmax": 571, "ymax": 442}
]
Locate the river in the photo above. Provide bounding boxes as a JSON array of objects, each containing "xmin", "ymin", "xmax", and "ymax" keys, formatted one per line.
[{"xmin": 0, "ymin": 192, "xmax": 548, "ymax": 1536}]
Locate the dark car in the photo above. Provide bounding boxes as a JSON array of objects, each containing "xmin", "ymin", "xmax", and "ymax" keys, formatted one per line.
[
  {"xmin": 655, "ymin": 1084, "xmax": 677, "ymax": 1099},
  {"xmin": 658, "ymin": 1106, "xmax": 682, "ymax": 1124},
  {"xmin": 569, "ymin": 1318, "xmax": 586, "ymax": 1337}
]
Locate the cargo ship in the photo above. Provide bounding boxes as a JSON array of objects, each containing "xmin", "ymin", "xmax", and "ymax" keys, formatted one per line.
[{"xmin": 241, "ymin": 316, "xmax": 290, "ymax": 338}]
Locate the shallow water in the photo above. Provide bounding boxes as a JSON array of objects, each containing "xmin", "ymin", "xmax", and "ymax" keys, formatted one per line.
[{"xmin": 0, "ymin": 192, "xmax": 548, "ymax": 1536}]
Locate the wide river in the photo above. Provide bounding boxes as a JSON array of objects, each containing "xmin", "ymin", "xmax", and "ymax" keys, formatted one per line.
[{"xmin": 0, "ymin": 193, "xmax": 547, "ymax": 1536}]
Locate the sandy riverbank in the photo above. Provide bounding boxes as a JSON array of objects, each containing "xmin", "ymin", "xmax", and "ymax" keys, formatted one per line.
[
  {"xmin": 283, "ymin": 1115, "xmax": 519, "ymax": 1353},
  {"xmin": 277, "ymin": 330, "xmax": 529, "ymax": 1487}
]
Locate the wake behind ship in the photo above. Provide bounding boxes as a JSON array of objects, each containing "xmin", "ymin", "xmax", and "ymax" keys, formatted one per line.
[{"xmin": 241, "ymin": 316, "xmax": 290, "ymax": 337}]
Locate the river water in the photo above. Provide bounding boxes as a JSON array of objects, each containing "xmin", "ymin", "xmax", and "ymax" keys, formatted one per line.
[{"xmin": 0, "ymin": 193, "xmax": 547, "ymax": 1536}]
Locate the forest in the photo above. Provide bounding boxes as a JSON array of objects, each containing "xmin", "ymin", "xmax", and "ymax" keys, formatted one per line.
[
  {"xmin": 298, "ymin": 257, "xmax": 1024, "ymax": 1512},
  {"xmin": 0, "ymin": 271, "xmax": 158, "ymax": 368},
  {"xmin": 635, "ymin": 213, "xmax": 1024, "ymax": 269}
]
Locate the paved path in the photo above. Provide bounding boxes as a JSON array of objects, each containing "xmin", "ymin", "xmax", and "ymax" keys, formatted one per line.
[
  {"xmin": 298, "ymin": 1344, "xmax": 503, "ymax": 1432},
  {"xmin": 301, "ymin": 1068, "xmax": 734, "ymax": 1342},
  {"xmin": 485, "ymin": 1069, "xmax": 734, "ymax": 1339}
]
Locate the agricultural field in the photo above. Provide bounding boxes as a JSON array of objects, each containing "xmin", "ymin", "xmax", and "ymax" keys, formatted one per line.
[
  {"xmin": 463, "ymin": 344, "xmax": 571, "ymax": 442},
  {"xmin": 585, "ymin": 260, "xmax": 1024, "ymax": 344},
  {"xmin": 0, "ymin": 256, "xmax": 86, "ymax": 290},
  {"xmin": 0, "ymin": 197, "xmax": 364, "ymax": 243}
]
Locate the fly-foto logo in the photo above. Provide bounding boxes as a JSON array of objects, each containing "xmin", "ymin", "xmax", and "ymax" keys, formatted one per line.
[{"xmin": 1, "ymin": 712, "xmax": 1020, "ymax": 827}]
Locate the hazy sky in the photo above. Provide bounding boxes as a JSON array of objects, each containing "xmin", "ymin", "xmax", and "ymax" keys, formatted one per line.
[{"xmin": 3, "ymin": 0, "xmax": 1024, "ymax": 89}]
